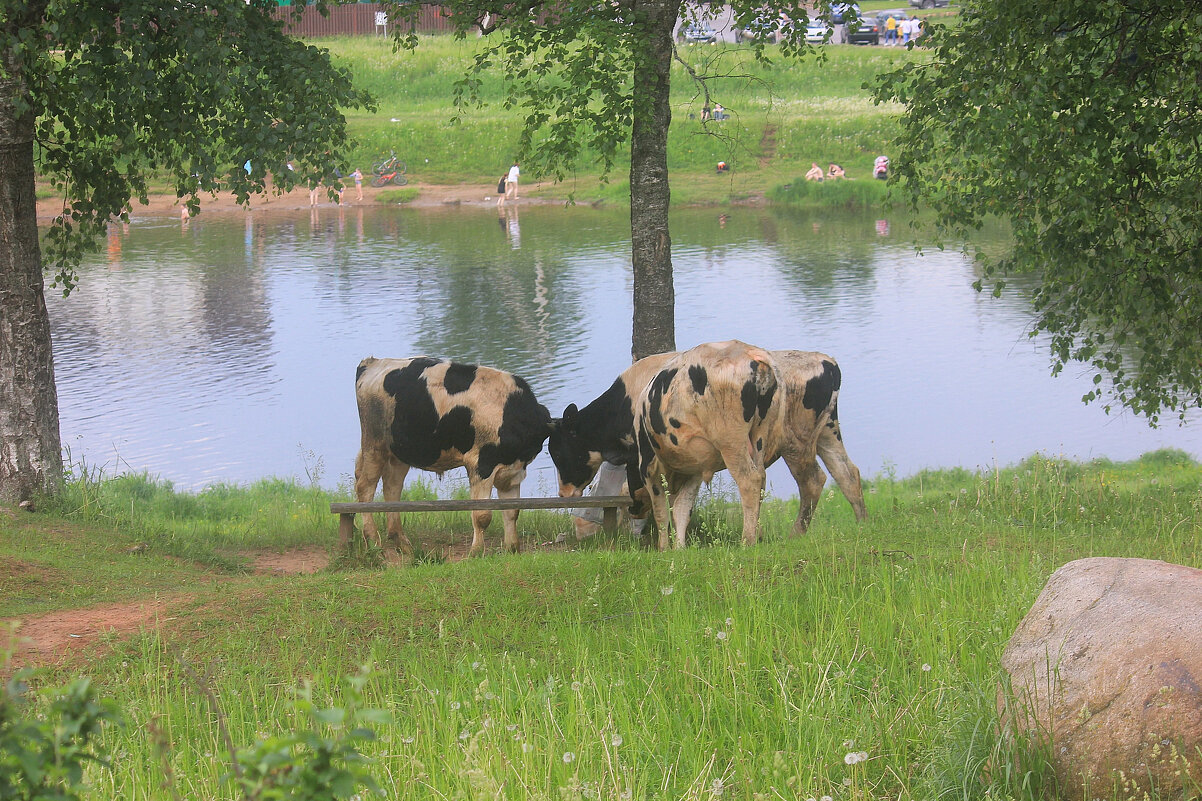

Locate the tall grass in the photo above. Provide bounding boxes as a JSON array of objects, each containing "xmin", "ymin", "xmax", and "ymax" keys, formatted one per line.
[{"xmin": 6, "ymin": 451, "xmax": 1200, "ymax": 799}]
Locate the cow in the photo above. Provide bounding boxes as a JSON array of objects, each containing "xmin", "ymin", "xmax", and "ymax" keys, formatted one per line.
[
  {"xmin": 631, "ymin": 341, "xmax": 785, "ymax": 549},
  {"xmin": 353, "ymin": 356, "xmax": 552, "ymax": 557},
  {"xmin": 548, "ymin": 345, "xmax": 866, "ymax": 543}
]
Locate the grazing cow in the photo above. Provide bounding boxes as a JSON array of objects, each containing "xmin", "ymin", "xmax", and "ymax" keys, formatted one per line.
[
  {"xmin": 549, "ymin": 347, "xmax": 866, "ymax": 540},
  {"xmin": 353, "ymin": 357, "xmax": 552, "ymax": 557},
  {"xmin": 633, "ymin": 341, "xmax": 784, "ymax": 549}
]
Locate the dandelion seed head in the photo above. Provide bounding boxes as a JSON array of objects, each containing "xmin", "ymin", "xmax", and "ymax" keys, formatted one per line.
[
  {"xmin": 563, "ymin": 751, "xmax": 576, "ymax": 764},
  {"xmin": 711, "ymin": 777, "xmax": 725, "ymax": 795},
  {"xmin": 450, "ymin": 701, "xmax": 461, "ymax": 710},
  {"xmin": 522, "ymin": 742, "xmax": 533, "ymax": 753},
  {"xmin": 571, "ymin": 681, "xmax": 583, "ymax": 691},
  {"xmin": 843, "ymin": 777, "xmax": 853, "ymax": 786},
  {"xmin": 725, "ymin": 617, "xmax": 734, "ymax": 627},
  {"xmin": 845, "ymin": 752, "xmax": 860, "ymax": 765},
  {"xmin": 611, "ymin": 734, "xmax": 623, "ymax": 747},
  {"xmin": 858, "ymin": 751, "xmax": 868, "ymax": 762},
  {"xmin": 716, "ymin": 630, "xmax": 728, "ymax": 641},
  {"xmin": 661, "ymin": 585, "xmax": 674, "ymax": 596},
  {"xmin": 472, "ymin": 661, "xmax": 480, "ymax": 670},
  {"xmin": 822, "ymin": 795, "xmax": 833, "ymax": 801},
  {"xmin": 922, "ymin": 663, "xmax": 932, "ymax": 672}
]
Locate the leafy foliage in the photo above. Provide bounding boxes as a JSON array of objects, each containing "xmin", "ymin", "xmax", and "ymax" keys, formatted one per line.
[
  {"xmin": 874, "ymin": 0, "xmax": 1202, "ymax": 422},
  {"xmin": 9, "ymin": 0, "xmax": 374, "ymax": 291},
  {"xmin": 223, "ymin": 667, "xmax": 387, "ymax": 801},
  {"xmin": 0, "ymin": 664, "xmax": 119, "ymax": 800}
]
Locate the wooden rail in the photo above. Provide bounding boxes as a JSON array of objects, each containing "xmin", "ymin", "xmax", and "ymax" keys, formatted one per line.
[{"xmin": 331, "ymin": 495, "xmax": 633, "ymax": 547}]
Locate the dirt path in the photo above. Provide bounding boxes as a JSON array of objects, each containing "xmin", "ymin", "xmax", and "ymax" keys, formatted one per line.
[
  {"xmin": 4, "ymin": 547, "xmax": 330, "ymax": 668},
  {"xmin": 35, "ymin": 180, "xmax": 561, "ymax": 222}
]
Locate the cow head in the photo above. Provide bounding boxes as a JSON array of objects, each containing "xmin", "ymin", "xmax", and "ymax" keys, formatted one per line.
[{"xmin": 548, "ymin": 403, "xmax": 603, "ymax": 497}]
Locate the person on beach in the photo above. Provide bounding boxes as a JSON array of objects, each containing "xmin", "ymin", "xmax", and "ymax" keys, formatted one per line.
[{"xmin": 505, "ymin": 161, "xmax": 520, "ymax": 202}]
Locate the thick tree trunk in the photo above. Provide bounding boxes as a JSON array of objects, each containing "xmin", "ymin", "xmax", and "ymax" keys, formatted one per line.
[
  {"xmin": 0, "ymin": 41, "xmax": 62, "ymax": 504},
  {"xmin": 628, "ymin": 0, "xmax": 677, "ymax": 361}
]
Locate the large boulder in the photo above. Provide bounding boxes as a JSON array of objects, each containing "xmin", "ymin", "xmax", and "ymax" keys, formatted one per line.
[{"xmin": 1001, "ymin": 557, "xmax": 1202, "ymax": 799}]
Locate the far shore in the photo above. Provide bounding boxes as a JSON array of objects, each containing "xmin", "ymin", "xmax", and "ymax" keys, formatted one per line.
[{"xmin": 35, "ymin": 179, "xmax": 775, "ymax": 223}]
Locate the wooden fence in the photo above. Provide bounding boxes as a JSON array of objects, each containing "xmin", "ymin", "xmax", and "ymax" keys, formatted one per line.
[{"xmin": 272, "ymin": 3, "xmax": 458, "ymax": 38}]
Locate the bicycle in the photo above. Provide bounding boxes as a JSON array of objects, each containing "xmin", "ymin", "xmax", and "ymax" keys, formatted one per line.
[{"xmin": 371, "ymin": 150, "xmax": 408, "ymax": 186}]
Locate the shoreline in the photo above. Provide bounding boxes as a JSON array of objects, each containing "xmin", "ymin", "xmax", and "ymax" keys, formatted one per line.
[{"xmin": 35, "ymin": 180, "xmax": 771, "ymax": 223}]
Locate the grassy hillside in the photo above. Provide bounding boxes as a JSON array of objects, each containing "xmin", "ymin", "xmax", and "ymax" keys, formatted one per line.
[
  {"xmin": 4, "ymin": 451, "xmax": 1200, "ymax": 800},
  {"xmin": 325, "ymin": 34, "xmax": 919, "ymax": 204}
]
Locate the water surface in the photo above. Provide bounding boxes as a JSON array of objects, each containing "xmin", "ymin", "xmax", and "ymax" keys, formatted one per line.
[{"xmin": 48, "ymin": 204, "xmax": 1202, "ymax": 496}]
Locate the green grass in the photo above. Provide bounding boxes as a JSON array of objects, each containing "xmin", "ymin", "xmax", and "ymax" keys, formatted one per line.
[
  {"xmin": 3, "ymin": 450, "xmax": 1199, "ymax": 799},
  {"xmin": 328, "ymin": 34, "xmax": 916, "ymax": 196},
  {"xmin": 375, "ymin": 186, "xmax": 420, "ymax": 203}
]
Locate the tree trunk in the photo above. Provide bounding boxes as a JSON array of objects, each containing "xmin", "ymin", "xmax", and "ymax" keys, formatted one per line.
[
  {"xmin": 0, "ymin": 38, "xmax": 63, "ymax": 504},
  {"xmin": 628, "ymin": 0, "xmax": 677, "ymax": 361}
]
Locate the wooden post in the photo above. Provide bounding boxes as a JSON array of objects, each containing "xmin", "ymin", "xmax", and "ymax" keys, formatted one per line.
[
  {"xmin": 338, "ymin": 512, "xmax": 356, "ymax": 548},
  {"xmin": 602, "ymin": 505, "xmax": 618, "ymax": 533}
]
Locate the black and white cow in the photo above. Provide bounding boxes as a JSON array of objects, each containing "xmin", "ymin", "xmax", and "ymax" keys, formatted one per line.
[
  {"xmin": 354, "ymin": 356, "xmax": 552, "ymax": 557},
  {"xmin": 633, "ymin": 341, "xmax": 785, "ymax": 549},
  {"xmin": 549, "ymin": 345, "xmax": 866, "ymax": 541}
]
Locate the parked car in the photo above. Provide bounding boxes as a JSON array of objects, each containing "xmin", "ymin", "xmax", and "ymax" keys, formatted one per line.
[
  {"xmin": 678, "ymin": 23, "xmax": 718, "ymax": 43},
  {"xmin": 830, "ymin": 2, "xmax": 858, "ymax": 23},
  {"xmin": 909, "ymin": 0, "xmax": 947, "ymax": 8},
  {"xmin": 804, "ymin": 20, "xmax": 831, "ymax": 44},
  {"xmin": 847, "ymin": 9, "xmax": 909, "ymax": 45}
]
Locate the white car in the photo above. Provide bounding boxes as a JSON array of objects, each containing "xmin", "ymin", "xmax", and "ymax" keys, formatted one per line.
[{"xmin": 804, "ymin": 20, "xmax": 831, "ymax": 43}]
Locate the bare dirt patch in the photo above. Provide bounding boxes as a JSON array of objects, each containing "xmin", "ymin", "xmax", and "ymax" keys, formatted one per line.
[
  {"xmin": 5, "ymin": 598, "xmax": 185, "ymax": 668},
  {"xmin": 247, "ymin": 546, "xmax": 331, "ymax": 575}
]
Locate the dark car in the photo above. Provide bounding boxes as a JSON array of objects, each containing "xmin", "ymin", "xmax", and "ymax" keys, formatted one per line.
[
  {"xmin": 677, "ymin": 23, "xmax": 718, "ymax": 43},
  {"xmin": 847, "ymin": 9, "xmax": 909, "ymax": 45},
  {"xmin": 909, "ymin": 0, "xmax": 947, "ymax": 8}
]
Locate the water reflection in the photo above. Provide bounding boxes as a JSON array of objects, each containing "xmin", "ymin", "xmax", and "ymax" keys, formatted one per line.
[{"xmin": 46, "ymin": 205, "xmax": 1201, "ymax": 493}]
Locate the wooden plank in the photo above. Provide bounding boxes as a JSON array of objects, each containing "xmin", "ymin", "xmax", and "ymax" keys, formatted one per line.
[{"xmin": 330, "ymin": 496, "xmax": 631, "ymax": 514}]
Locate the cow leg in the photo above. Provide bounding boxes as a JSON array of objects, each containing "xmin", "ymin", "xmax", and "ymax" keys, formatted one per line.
[
  {"xmin": 646, "ymin": 465, "xmax": 673, "ymax": 552},
  {"xmin": 723, "ymin": 446, "xmax": 767, "ymax": 546},
  {"xmin": 353, "ymin": 447, "xmax": 387, "ymax": 549},
  {"xmin": 817, "ymin": 424, "xmax": 868, "ymax": 521},
  {"xmin": 669, "ymin": 474, "xmax": 703, "ymax": 549},
  {"xmin": 495, "ymin": 471, "xmax": 524, "ymax": 554},
  {"xmin": 786, "ymin": 455, "xmax": 827, "ymax": 536},
  {"xmin": 466, "ymin": 475, "xmax": 496, "ymax": 557},
  {"xmin": 380, "ymin": 457, "xmax": 413, "ymax": 556}
]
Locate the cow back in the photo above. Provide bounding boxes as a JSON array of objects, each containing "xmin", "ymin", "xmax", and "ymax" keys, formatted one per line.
[
  {"xmin": 356, "ymin": 356, "xmax": 551, "ymax": 477},
  {"xmin": 636, "ymin": 341, "xmax": 786, "ymax": 479}
]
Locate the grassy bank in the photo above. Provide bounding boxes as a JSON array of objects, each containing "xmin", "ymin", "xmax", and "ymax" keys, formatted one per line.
[
  {"xmin": 333, "ymin": 34, "xmax": 916, "ymax": 204},
  {"xmin": 4, "ymin": 450, "xmax": 1200, "ymax": 799}
]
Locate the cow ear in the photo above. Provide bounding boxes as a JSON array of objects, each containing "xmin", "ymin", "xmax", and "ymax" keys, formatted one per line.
[{"xmin": 563, "ymin": 403, "xmax": 579, "ymax": 420}]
